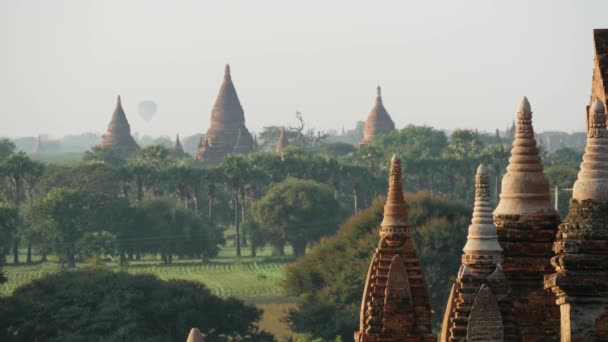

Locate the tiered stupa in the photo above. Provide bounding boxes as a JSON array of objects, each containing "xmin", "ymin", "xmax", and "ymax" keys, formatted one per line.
[
  {"xmin": 357, "ymin": 86, "xmax": 396, "ymax": 147},
  {"xmin": 275, "ymin": 127, "xmax": 288, "ymax": 153},
  {"xmin": 354, "ymin": 155, "xmax": 434, "ymax": 342},
  {"xmin": 99, "ymin": 95, "xmax": 139, "ymax": 158},
  {"xmin": 441, "ymin": 164, "xmax": 519, "ymax": 342},
  {"xmin": 545, "ymin": 99, "xmax": 608, "ymax": 341},
  {"xmin": 172, "ymin": 134, "xmax": 185, "ymax": 155},
  {"xmin": 196, "ymin": 65, "xmax": 255, "ymax": 163},
  {"xmin": 493, "ymin": 97, "xmax": 561, "ymax": 340}
]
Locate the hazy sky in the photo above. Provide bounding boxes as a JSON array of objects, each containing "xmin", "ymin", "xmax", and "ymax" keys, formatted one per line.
[{"xmin": 1, "ymin": 0, "xmax": 606, "ymax": 138}]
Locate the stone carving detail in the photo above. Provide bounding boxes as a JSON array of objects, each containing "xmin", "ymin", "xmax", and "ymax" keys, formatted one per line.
[
  {"xmin": 196, "ymin": 65, "xmax": 256, "ymax": 163},
  {"xmin": 357, "ymin": 86, "xmax": 396, "ymax": 147},
  {"xmin": 99, "ymin": 95, "xmax": 139, "ymax": 158},
  {"xmin": 354, "ymin": 155, "xmax": 434, "ymax": 342},
  {"xmin": 441, "ymin": 164, "xmax": 519, "ymax": 342},
  {"xmin": 493, "ymin": 97, "xmax": 561, "ymax": 341},
  {"xmin": 467, "ymin": 285, "xmax": 504, "ymax": 342}
]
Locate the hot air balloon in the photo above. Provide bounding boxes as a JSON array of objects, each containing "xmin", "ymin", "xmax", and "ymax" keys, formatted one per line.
[{"xmin": 138, "ymin": 101, "xmax": 157, "ymax": 122}]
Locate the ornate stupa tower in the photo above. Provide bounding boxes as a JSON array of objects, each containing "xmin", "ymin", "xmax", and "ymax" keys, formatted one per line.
[
  {"xmin": 493, "ymin": 97, "xmax": 561, "ymax": 340},
  {"xmin": 196, "ymin": 65, "xmax": 255, "ymax": 163},
  {"xmin": 354, "ymin": 155, "xmax": 434, "ymax": 342},
  {"xmin": 545, "ymin": 99, "xmax": 608, "ymax": 341},
  {"xmin": 441, "ymin": 164, "xmax": 519, "ymax": 342},
  {"xmin": 99, "ymin": 95, "xmax": 139, "ymax": 158},
  {"xmin": 275, "ymin": 127, "xmax": 288, "ymax": 153},
  {"xmin": 357, "ymin": 86, "xmax": 396, "ymax": 147}
]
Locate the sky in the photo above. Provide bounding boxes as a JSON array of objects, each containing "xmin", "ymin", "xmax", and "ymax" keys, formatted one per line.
[{"xmin": 0, "ymin": 0, "xmax": 606, "ymax": 138}]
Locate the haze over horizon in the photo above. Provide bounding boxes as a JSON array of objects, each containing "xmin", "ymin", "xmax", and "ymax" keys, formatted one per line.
[{"xmin": 1, "ymin": 0, "xmax": 606, "ymax": 139}]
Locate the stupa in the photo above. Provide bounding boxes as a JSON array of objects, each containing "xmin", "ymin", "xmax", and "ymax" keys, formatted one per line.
[
  {"xmin": 441, "ymin": 164, "xmax": 519, "ymax": 342},
  {"xmin": 492, "ymin": 97, "xmax": 561, "ymax": 340},
  {"xmin": 357, "ymin": 86, "xmax": 396, "ymax": 147},
  {"xmin": 196, "ymin": 65, "xmax": 255, "ymax": 162},
  {"xmin": 545, "ymin": 99, "xmax": 608, "ymax": 341},
  {"xmin": 590, "ymin": 29, "xmax": 608, "ymax": 124},
  {"xmin": 172, "ymin": 134, "xmax": 185, "ymax": 155},
  {"xmin": 99, "ymin": 95, "xmax": 139, "ymax": 158},
  {"xmin": 186, "ymin": 328, "xmax": 204, "ymax": 342},
  {"xmin": 354, "ymin": 155, "xmax": 434, "ymax": 342},
  {"xmin": 275, "ymin": 127, "xmax": 288, "ymax": 153}
]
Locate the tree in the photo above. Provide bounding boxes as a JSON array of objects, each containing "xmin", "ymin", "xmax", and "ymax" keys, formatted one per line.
[
  {"xmin": 0, "ymin": 202, "xmax": 17, "ymax": 284},
  {"xmin": 255, "ymin": 178, "xmax": 341, "ymax": 257},
  {"xmin": 0, "ymin": 269, "xmax": 274, "ymax": 341},
  {"xmin": 83, "ymin": 146, "xmax": 127, "ymax": 168},
  {"xmin": 221, "ymin": 154, "xmax": 251, "ymax": 257},
  {"xmin": 31, "ymin": 188, "xmax": 89, "ymax": 267},
  {"xmin": 1, "ymin": 152, "xmax": 34, "ymax": 264},
  {"xmin": 0, "ymin": 138, "xmax": 16, "ymax": 161}
]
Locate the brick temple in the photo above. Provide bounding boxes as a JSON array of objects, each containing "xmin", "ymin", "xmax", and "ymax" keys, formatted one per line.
[
  {"xmin": 358, "ymin": 86, "xmax": 396, "ymax": 147},
  {"xmin": 196, "ymin": 65, "xmax": 256, "ymax": 163},
  {"xmin": 99, "ymin": 95, "xmax": 139, "ymax": 158},
  {"xmin": 354, "ymin": 155, "xmax": 434, "ymax": 342}
]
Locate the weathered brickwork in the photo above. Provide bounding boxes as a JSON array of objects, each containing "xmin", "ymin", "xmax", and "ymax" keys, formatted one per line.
[
  {"xmin": 493, "ymin": 97, "xmax": 561, "ymax": 341},
  {"xmin": 358, "ymin": 86, "xmax": 395, "ymax": 147},
  {"xmin": 99, "ymin": 95, "xmax": 139, "ymax": 158},
  {"xmin": 355, "ymin": 155, "xmax": 434, "ymax": 342},
  {"xmin": 196, "ymin": 65, "xmax": 256, "ymax": 163}
]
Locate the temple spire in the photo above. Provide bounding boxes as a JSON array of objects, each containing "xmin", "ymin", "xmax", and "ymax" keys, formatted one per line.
[
  {"xmin": 186, "ymin": 328, "xmax": 204, "ymax": 342},
  {"xmin": 172, "ymin": 134, "xmax": 184, "ymax": 154},
  {"xmin": 355, "ymin": 155, "xmax": 434, "ymax": 342},
  {"xmin": 275, "ymin": 127, "xmax": 289, "ymax": 153},
  {"xmin": 493, "ymin": 97, "xmax": 561, "ymax": 340},
  {"xmin": 357, "ymin": 86, "xmax": 396, "ymax": 147},
  {"xmin": 463, "ymin": 164, "xmax": 502, "ymax": 253},
  {"xmin": 99, "ymin": 95, "xmax": 139, "ymax": 157},
  {"xmin": 573, "ymin": 99, "xmax": 608, "ymax": 202}
]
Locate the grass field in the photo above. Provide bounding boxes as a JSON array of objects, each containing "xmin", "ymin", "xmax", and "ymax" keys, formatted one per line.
[{"xmin": 1, "ymin": 243, "xmax": 300, "ymax": 340}]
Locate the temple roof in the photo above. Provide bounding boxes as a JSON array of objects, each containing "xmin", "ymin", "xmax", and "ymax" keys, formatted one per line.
[
  {"xmin": 494, "ymin": 97, "xmax": 554, "ymax": 216},
  {"xmin": 359, "ymin": 86, "xmax": 396, "ymax": 146},
  {"xmin": 573, "ymin": 99, "xmax": 608, "ymax": 202},
  {"xmin": 211, "ymin": 64, "xmax": 245, "ymax": 126},
  {"xmin": 99, "ymin": 95, "xmax": 139, "ymax": 156},
  {"xmin": 463, "ymin": 164, "xmax": 502, "ymax": 253}
]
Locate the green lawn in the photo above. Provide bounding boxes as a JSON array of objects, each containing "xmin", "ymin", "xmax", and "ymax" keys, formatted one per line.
[{"xmin": 1, "ymin": 243, "xmax": 300, "ymax": 339}]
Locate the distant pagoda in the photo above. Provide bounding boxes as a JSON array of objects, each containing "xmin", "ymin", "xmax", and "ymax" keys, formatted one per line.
[
  {"xmin": 354, "ymin": 155, "xmax": 434, "ymax": 342},
  {"xmin": 99, "ymin": 95, "xmax": 139, "ymax": 158},
  {"xmin": 545, "ymin": 99, "xmax": 608, "ymax": 340},
  {"xmin": 357, "ymin": 86, "xmax": 396, "ymax": 147},
  {"xmin": 196, "ymin": 65, "xmax": 255, "ymax": 163},
  {"xmin": 275, "ymin": 127, "xmax": 288, "ymax": 153},
  {"xmin": 493, "ymin": 97, "xmax": 560, "ymax": 340},
  {"xmin": 172, "ymin": 133, "xmax": 185, "ymax": 155},
  {"xmin": 441, "ymin": 164, "xmax": 519, "ymax": 342}
]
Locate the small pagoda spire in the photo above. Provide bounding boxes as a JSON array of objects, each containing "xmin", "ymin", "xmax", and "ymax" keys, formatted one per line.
[
  {"xmin": 275, "ymin": 127, "xmax": 289, "ymax": 153},
  {"xmin": 186, "ymin": 328, "xmax": 204, "ymax": 342},
  {"xmin": 224, "ymin": 64, "xmax": 231, "ymax": 80},
  {"xmin": 172, "ymin": 134, "xmax": 184, "ymax": 154},
  {"xmin": 573, "ymin": 99, "xmax": 608, "ymax": 202},
  {"xmin": 380, "ymin": 155, "xmax": 409, "ymax": 229},
  {"xmin": 463, "ymin": 164, "xmax": 503, "ymax": 253},
  {"xmin": 441, "ymin": 164, "xmax": 519, "ymax": 342},
  {"xmin": 99, "ymin": 95, "xmax": 139, "ymax": 157}
]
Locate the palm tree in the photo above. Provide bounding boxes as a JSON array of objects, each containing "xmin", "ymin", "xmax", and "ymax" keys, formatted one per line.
[
  {"xmin": 1, "ymin": 152, "xmax": 34, "ymax": 264},
  {"xmin": 221, "ymin": 155, "xmax": 251, "ymax": 257}
]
